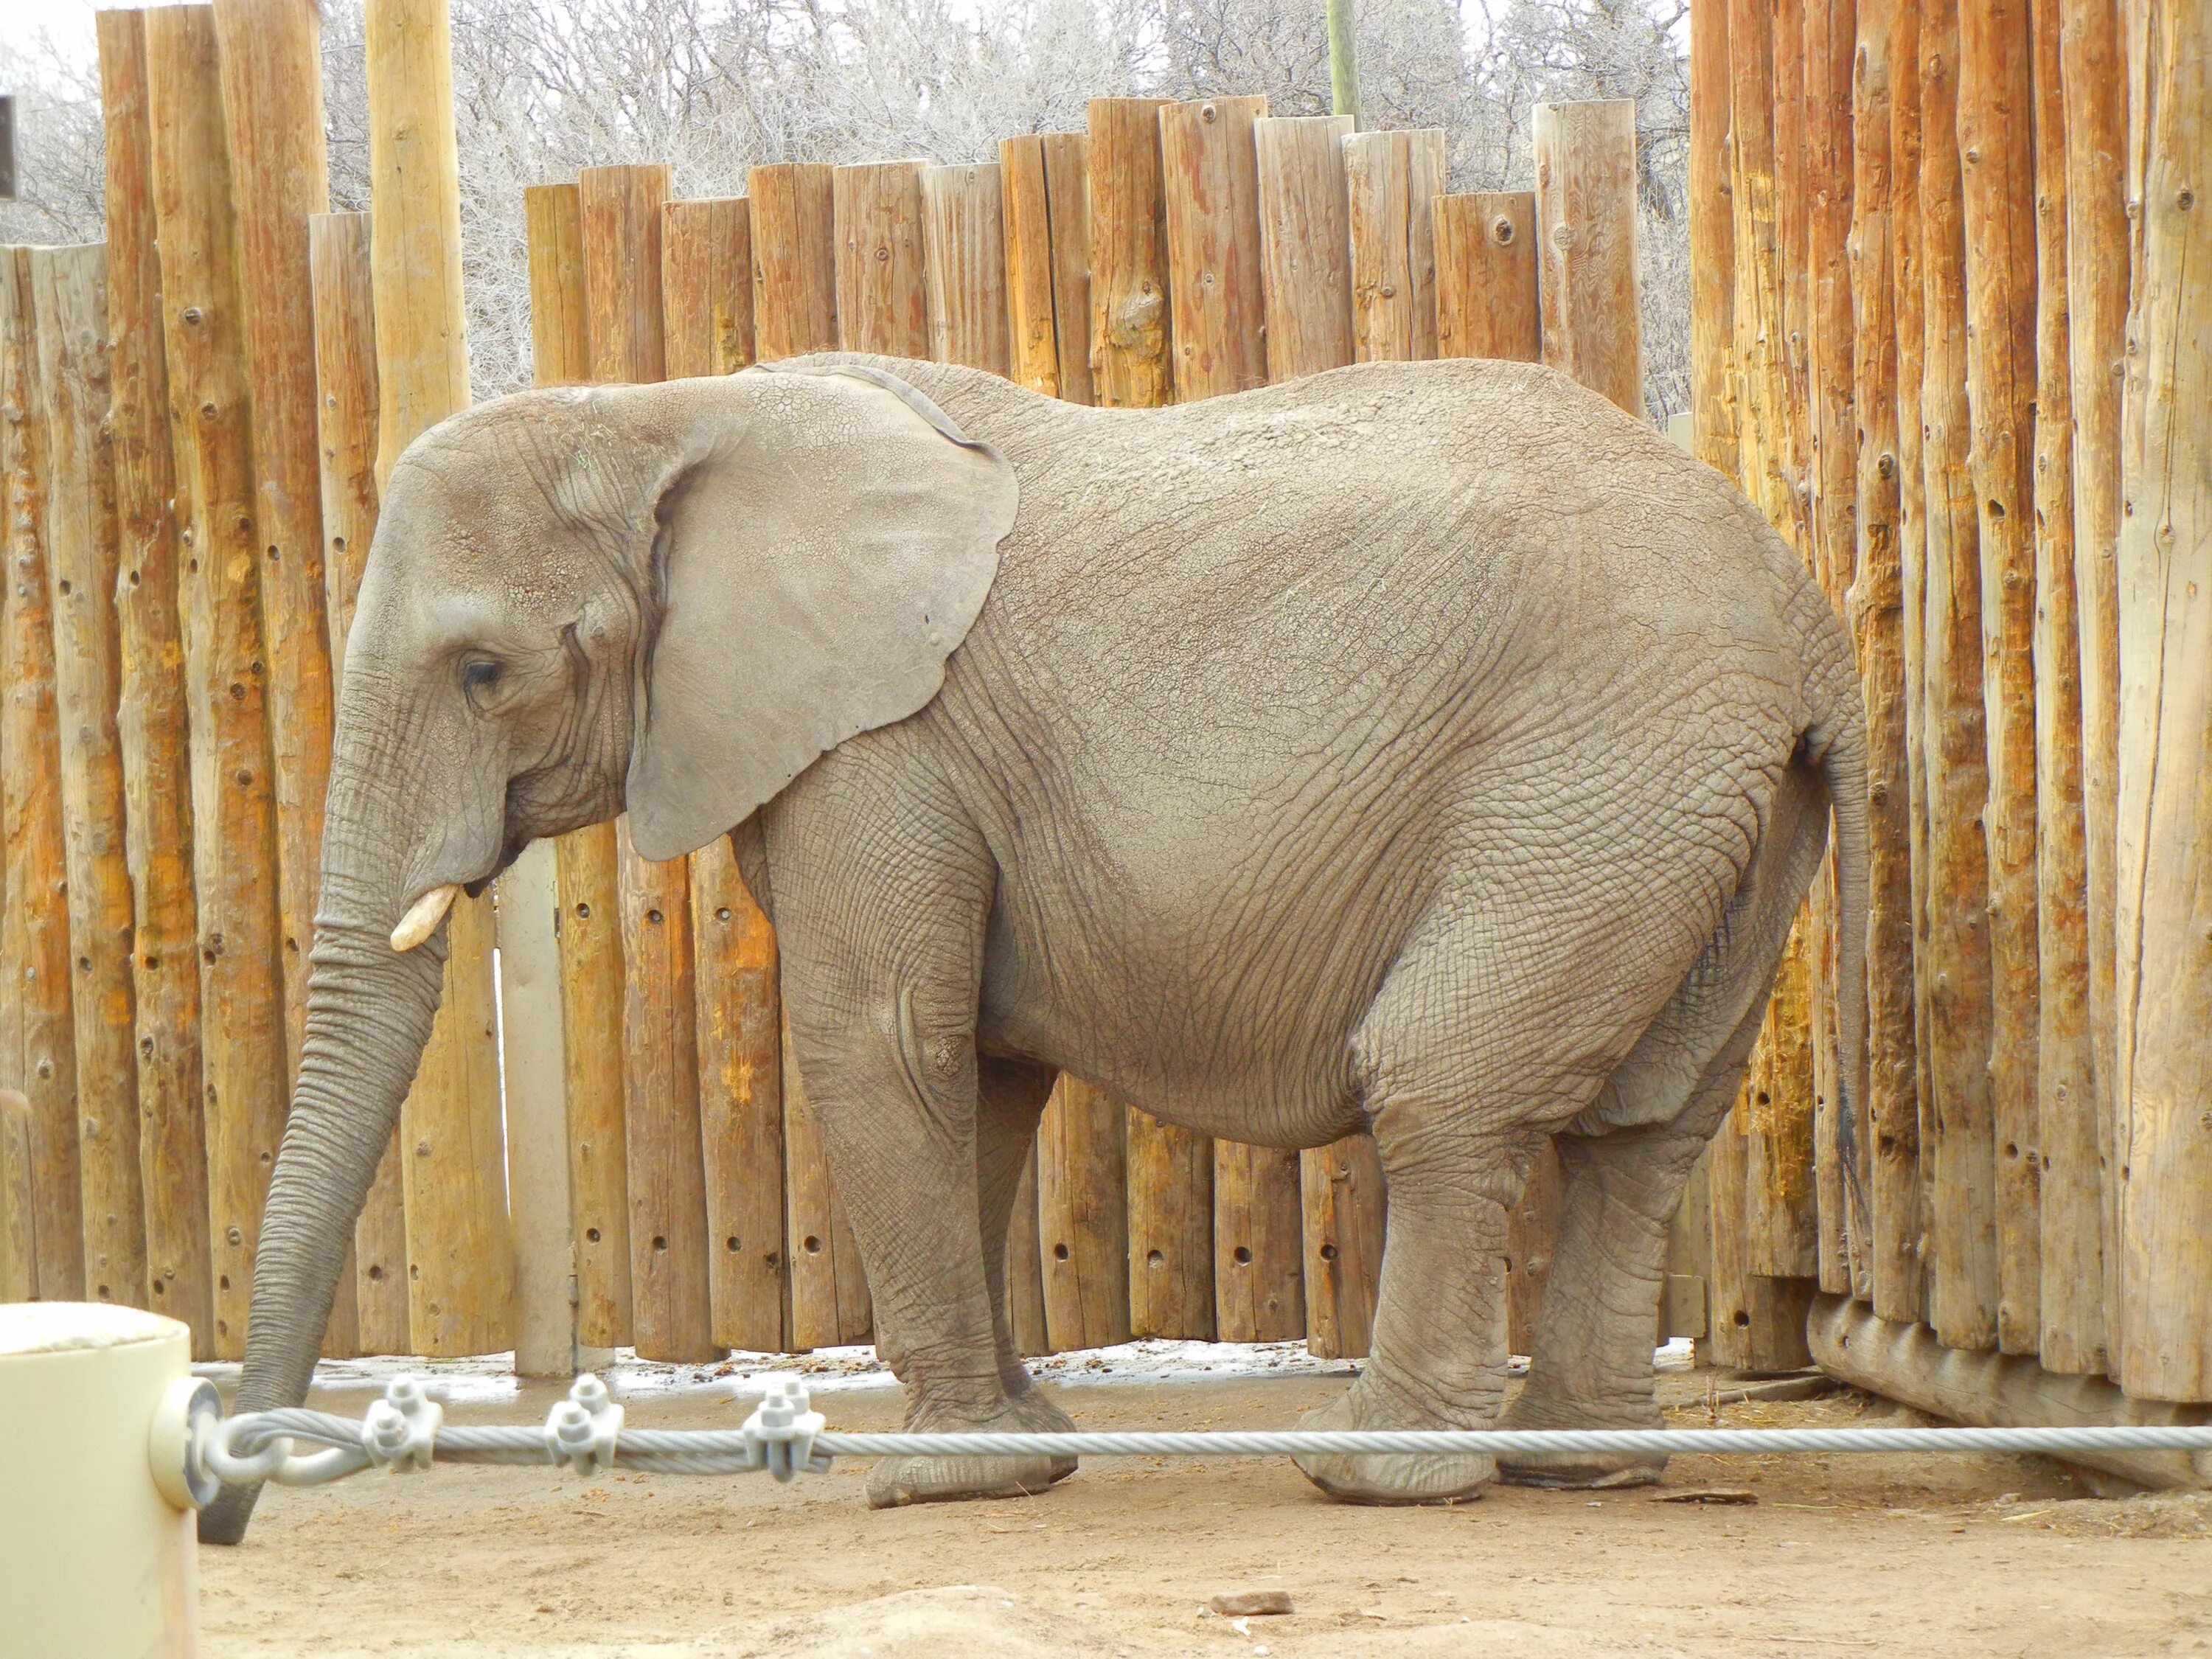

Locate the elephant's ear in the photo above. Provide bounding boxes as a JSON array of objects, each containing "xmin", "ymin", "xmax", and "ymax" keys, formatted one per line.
[{"xmin": 623, "ymin": 366, "xmax": 1018, "ymax": 860}]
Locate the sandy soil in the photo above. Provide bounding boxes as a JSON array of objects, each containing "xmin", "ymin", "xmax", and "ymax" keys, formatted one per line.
[{"xmin": 198, "ymin": 1368, "xmax": 2212, "ymax": 1658}]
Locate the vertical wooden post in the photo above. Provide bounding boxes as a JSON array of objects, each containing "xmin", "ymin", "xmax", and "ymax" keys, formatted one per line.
[
  {"xmin": 2114, "ymin": 0, "xmax": 2212, "ymax": 1402},
  {"xmin": 782, "ymin": 1006, "xmax": 872, "ymax": 1348},
  {"xmin": 1003, "ymin": 127, "xmax": 1102, "ymax": 388},
  {"xmin": 1850, "ymin": 0, "xmax": 1925, "ymax": 1323},
  {"xmin": 98, "ymin": 7, "xmax": 212, "ymax": 1350},
  {"xmin": 1037, "ymin": 1075, "xmax": 1130, "ymax": 1350},
  {"xmin": 522, "ymin": 182, "xmax": 630, "ymax": 1352},
  {"xmin": 1304, "ymin": 1129, "xmax": 1387, "ymax": 1359},
  {"xmin": 1088, "ymin": 98, "xmax": 1174, "ymax": 408},
  {"xmin": 1744, "ymin": 926, "xmax": 1820, "ymax": 1281},
  {"xmin": 308, "ymin": 208, "xmax": 410, "ymax": 1357},
  {"xmin": 1088, "ymin": 96, "xmax": 1211, "ymax": 1339},
  {"xmin": 1344, "ymin": 128, "xmax": 1445, "ymax": 364},
  {"xmin": 366, "ymin": 0, "xmax": 511, "ymax": 1357},
  {"xmin": 1006, "ymin": 1152, "xmax": 1050, "ymax": 1355},
  {"xmin": 1161, "ymin": 96, "xmax": 1270, "ymax": 400},
  {"xmin": 31, "ymin": 245, "xmax": 145, "ymax": 1312},
  {"xmin": 920, "ymin": 164, "xmax": 1012, "ymax": 376},
  {"xmin": 1505, "ymin": 1144, "xmax": 1562, "ymax": 1355},
  {"xmin": 1690, "ymin": 0, "xmax": 1739, "ymax": 477},
  {"xmin": 212, "ymin": 0, "xmax": 335, "ymax": 1096},
  {"xmin": 1960, "ymin": 0, "xmax": 2045, "ymax": 1356},
  {"xmin": 2027, "ymin": 0, "xmax": 2098, "ymax": 1378},
  {"xmin": 1434, "ymin": 193, "xmax": 1540, "ymax": 363},
  {"xmin": 0, "ymin": 1091, "xmax": 30, "ymax": 1301},
  {"xmin": 663, "ymin": 192, "xmax": 787, "ymax": 1355},
  {"xmin": 582, "ymin": 162, "xmax": 717, "ymax": 1366},
  {"xmin": 1919, "ymin": 0, "xmax": 2003, "ymax": 1351},
  {"xmin": 1533, "ymin": 100, "xmax": 1645, "ymax": 419},
  {"xmin": 2057, "ymin": 0, "xmax": 2126, "ymax": 1377},
  {"xmin": 749, "ymin": 164, "xmax": 838, "ymax": 362},
  {"xmin": 661, "ymin": 198, "xmax": 756, "ymax": 378},
  {"xmin": 834, "ymin": 161, "xmax": 930, "ymax": 358},
  {"xmin": 1775, "ymin": 0, "xmax": 1814, "ymax": 541},
  {"xmin": 143, "ymin": 7, "xmax": 288, "ymax": 1355},
  {"xmin": 1, "ymin": 248, "xmax": 80, "ymax": 1305},
  {"xmin": 1891, "ymin": 0, "xmax": 1935, "ymax": 1329},
  {"xmin": 1805, "ymin": 0, "xmax": 1860, "ymax": 1298},
  {"xmin": 1253, "ymin": 115, "xmax": 1354, "ymax": 381}
]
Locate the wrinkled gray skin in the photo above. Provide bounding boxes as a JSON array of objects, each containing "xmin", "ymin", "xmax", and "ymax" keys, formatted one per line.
[{"xmin": 201, "ymin": 354, "xmax": 1867, "ymax": 1543}]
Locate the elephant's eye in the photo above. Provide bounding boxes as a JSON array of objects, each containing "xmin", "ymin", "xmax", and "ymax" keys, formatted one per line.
[{"xmin": 462, "ymin": 658, "xmax": 503, "ymax": 700}]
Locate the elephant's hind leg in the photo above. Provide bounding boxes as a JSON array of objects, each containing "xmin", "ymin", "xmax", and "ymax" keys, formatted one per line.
[{"xmin": 1497, "ymin": 764, "xmax": 1826, "ymax": 1489}]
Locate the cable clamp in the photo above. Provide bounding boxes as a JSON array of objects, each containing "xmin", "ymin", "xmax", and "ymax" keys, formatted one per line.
[
  {"xmin": 361, "ymin": 1375, "xmax": 442, "ymax": 1473},
  {"xmin": 742, "ymin": 1378, "xmax": 830, "ymax": 1482},
  {"xmin": 543, "ymin": 1373, "xmax": 623, "ymax": 1477}
]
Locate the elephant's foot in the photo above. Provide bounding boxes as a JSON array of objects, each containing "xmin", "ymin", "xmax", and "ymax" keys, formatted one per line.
[
  {"xmin": 1290, "ymin": 1380, "xmax": 1495, "ymax": 1506},
  {"xmin": 1492, "ymin": 1387, "xmax": 1668, "ymax": 1490},
  {"xmin": 864, "ymin": 1386, "xmax": 1077, "ymax": 1509}
]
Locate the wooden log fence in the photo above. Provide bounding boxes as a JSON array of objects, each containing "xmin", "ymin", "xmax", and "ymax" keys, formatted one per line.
[{"xmin": 7, "ymin": 15, "xmax": 2208, "ymax": 1433}]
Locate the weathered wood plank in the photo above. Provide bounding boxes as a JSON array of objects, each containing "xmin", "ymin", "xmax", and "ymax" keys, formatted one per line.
[
  {"xmin": 1253, "ymin": 114, "xmax": 1354, "ymax": 381},
  {"xmin": 1037, "ymin": 1074, "xmax": 1130, "ymax": 1352},
  {"xmin": 212, "ymin": 0, "xmax": 334, "ymax": 1098},
  {"xmin": 921, "ymin": 164, "xmax": 1012, "ymax": 376},
  {"xmin": 1087, "ymin": 98, "xmax": 1173, "ymax": 408},
  {"xmin": 834, "ymin": 161, "xmax": 930, "ymax": 359},
  {"xmin": 1919, "ymin": 0, "xmax": 2003, "ymax": 1352},
  {"xmin": 749, "ymin": 164, "xmax": 838, "ymax": 363},
  {"xmin": 1689, "ymin": 0, "xmax": 1739, "ymax": 476},
  {"xmin": 582, "ymin": 162, "xmax": 717, "ymax": 1366},
  {"xmin": 1161, "ymin": 95, "xmax": 1270, "ymax": 400},
  {"xmin": 661, "ymin": 198, "xmax": 755, "ymax": 379},
  {"xmin": 1345, "ymin": 128, "xmax": 1444, "ymax": 364},
  {"xmin": 145, "ymin": 7, "xmax": 288, "ymax": 1354},
  {"xmin": 1532, "ymin": 100, "xmax": 1643, "ymax": 417},
  {"xmin": 98, "ymin": 7, "xmax": 212, "ymax": 1349},
  {"xmin": 32, "ymin": 243, "xmax": 147, "ymax": 1312},
  {"xmin": 0, "ymin": 1090, "xmax": 31, "ymax": 1301},
  {"xmin": 1434, "ymin": 192, "xmax": 1540, "ymax": 364},
  {"xmin": 524, "ymin": 181, "xmax": 630, "ymax": 1352}
]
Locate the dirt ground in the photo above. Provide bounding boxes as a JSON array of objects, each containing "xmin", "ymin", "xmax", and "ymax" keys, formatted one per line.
[{"xmin": 198, "ymin": 1367, "xmax": 2212, "ymax": 1658}]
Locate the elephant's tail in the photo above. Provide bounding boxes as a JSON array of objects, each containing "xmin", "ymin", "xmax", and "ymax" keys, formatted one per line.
[{"xmin": 1803, "ymin": 656, "xmax": 1871, "ymax": 1261}]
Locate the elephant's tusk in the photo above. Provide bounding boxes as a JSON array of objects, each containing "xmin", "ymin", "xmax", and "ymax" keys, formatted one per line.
[{"xmin": 391, "ymin": 884, "xmax": 462, "ymax": 953}]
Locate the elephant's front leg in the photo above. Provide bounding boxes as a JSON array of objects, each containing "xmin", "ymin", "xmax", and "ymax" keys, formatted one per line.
[{"xmin": 787, "ymin": 966, "xmax": 1062, "ymax": 1508}]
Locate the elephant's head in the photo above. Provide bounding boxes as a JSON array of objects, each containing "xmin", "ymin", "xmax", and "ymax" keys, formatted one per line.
[{"xmin": 199, "ymin": 364, "xmax": 1016, "ymax": 1542}]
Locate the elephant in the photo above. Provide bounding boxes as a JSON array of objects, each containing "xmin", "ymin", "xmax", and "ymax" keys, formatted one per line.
[{"xmin": 198, "ymin": 351, "xmax": 1867, "ymax": 1543}]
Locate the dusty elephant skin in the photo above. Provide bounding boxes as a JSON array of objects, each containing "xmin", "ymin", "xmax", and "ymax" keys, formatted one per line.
[{"xmin": 198, "ymin": 353, "xmax": 1868, "ymax": 1542}]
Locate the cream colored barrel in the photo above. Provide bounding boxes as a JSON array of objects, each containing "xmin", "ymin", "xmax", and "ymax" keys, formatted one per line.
[{"xmin": 0, "ymin": 1302, "xmax": 198, "ymax": 1657}]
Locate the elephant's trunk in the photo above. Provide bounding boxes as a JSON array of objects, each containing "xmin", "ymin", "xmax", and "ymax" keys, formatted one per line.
[{"xmin": 197, "ymin": 749, "xmax": 456, "ymax": 1545}]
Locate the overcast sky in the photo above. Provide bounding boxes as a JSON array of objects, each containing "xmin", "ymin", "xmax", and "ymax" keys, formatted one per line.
[{"xmin": 4, "ymin": 0, "xmax": 112, "ymax": 69}]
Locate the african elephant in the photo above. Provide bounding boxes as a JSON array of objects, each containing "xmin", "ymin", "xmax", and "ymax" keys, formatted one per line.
[{"xmin": 199, "ymin": 353, "xmax": 1867, "ymax": 1543}]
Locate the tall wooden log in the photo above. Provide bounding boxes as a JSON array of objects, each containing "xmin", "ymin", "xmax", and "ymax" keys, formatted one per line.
[
  {"xmin": 1959, "ymin": 0, "xmax": 2045, "ymax": 1356},
  {"xmin": 1304, "ymin": 1127, "xmax": 1387, "ymax": 1359},
  {"xmin": 1920, "ymin": 0, "xmax": 2002, "ymax": 1352},
  {"xmin": 524, "ymin": 182, "xmax": 630, "ymax": 1350},
  {"xmin": 0, "ymin": 1091, "xmax": 30, "ymax": 1301},
  {"xmin": 212, "ymin": 0, "xmax": 333, "ymax": 1093},
  {"xmin": 1253, "ymin": 115, "xmax": 1354, "ymax": 380},
  {"xmin": 783, "ymin": 1006, "xmax": 871, "ymax": 1348},
  {"xmin": 920, "ymin": 164, "xmax": 1012, "ymax": 375},
  {"xmin": 1161, "ymin": 96, "xmax": 1270, "ymax": 400},
  {"xmin": 1774, "ymin": 0, "xmax": 1812, "ymax": 537},
  {"xmin": 1434, "ymin": 192, "xmax": 1540, "ymax": 363},
  {"xmin": 1001, "ymin": 135, "xmax": 1096, "ymax": 401},
  {"xmin": 1804, "ymin": 0, "xmax": 1860, "ymax": 1298},
  {"xmin": 834, "ymin": 161, "xmax": 929, "ymax": 359},
  {"xmin": 1705, "ymin": 1078, "xmax": 1816, "ymax": 1370},
  {"xmin": 748, "ymin": 164, "xmax": 838, "ymax": 363},
  {"xmin": 1689, "ymin": 0, "xmax": 1739, "ymax": 475},
  {"xmin": 1891, "ymin": 0, "xmax": 1935, "ymax": 1327},
  {"xmin": 1533, "ymin": 100, "xmax": 1644, "ymax": 418},
  {"xmin": 98, "ymin": 7, "xmax": 212, "ymax": 1349},
  {"xmin": 582, "ymin": 162, "xmax": 717, "ymax": 1365},
  {"xmin": 1040, "ymin": 135, "xmax": 1095, "ymax": 403},
  {"xmin": 661, "ymin": 198, "xmax": 755, "ymax": 379},
  {"xmin": 2026, "ymin": 0, "xmax": 2098, "ymax": 1379},
  {"xmin": 1127, "ymin": 1099, "xmax": 1214, "ymax": 1341},
  {"xmin": 1037, "ymin": 1075, "xmax": 1130, "ymax": 1351},
  {"xmin": 144, "ymin": 8, "xmax": 288, "ymax": 1354},
  {"xmin": 1729, "ymin": 0, "xmax": 1792, "ymax": 529},
  {"xmin": 1088, "ymin": 98, "xmax": 1173, "ymax": 408},
  {"xmin": 2057, "ymin": 0, "xmax": 2126, "ymax": 1377},
  {"xmin": 366, "ymin": 0, "xmax": 510, "ymax": 1357},
  {"xmin": 2114, "ymin": 0, "xmax": 2212, "ymax": 1403},
  {"xmin": 30, "ymin": 245, "xmax": 146, "ymax": 1312},
  {"xmin": 1848, "ymin": 0, "xmax": 1924, "ymax": 1323},
  {"xmin": 307, "ymin": 209, "xmax": 409, "ymax": 1357},
  {"xmin": 1006, "ymin": 1149, "xmax": 1049, "ymax": 1355},
  {"xmin": 661, "ymin": 193, "xmax": 787, "ymax": 1355},
  {"xmin": 1344, "ymin": 128, "xmax": 1445, "ymax": 364},
  {"xmin": 1, "ymin": 247, "xmax": 80, "ymax": 1304},
  {"xmin": 1505, "ymin": 1142, "xmax": 1562, "ymax": 1354},
  {"xmin": 1745, "ymin": 925, "xmax": 1820, "ymax": 1279}
]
